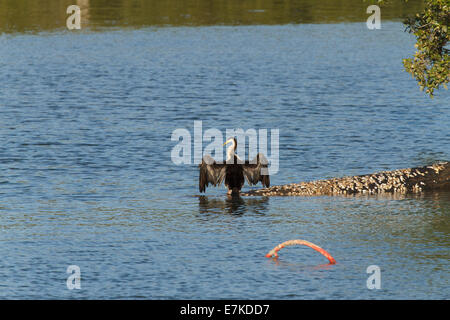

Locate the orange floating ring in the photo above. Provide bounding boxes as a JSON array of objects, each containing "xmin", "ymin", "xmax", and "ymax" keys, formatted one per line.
[{"xmin": 266, "ymin": 239, "xmax": 336, "ymax": 264}]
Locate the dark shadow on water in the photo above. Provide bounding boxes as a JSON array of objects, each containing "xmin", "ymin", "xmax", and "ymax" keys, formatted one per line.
[
  {"xmin": 266, "ymin": 257, "xmax": 336, "ymax": 273},
  {"xmin": 0, "ymin": 0, "xmax": 425, "ymax": 33},
  {"xmin": 198, "ymin": 195, "xmax": 269, "ymax": 216},
  {"xmin": 340, "ymin": 190, "xmax": 450, "ymax": 202}
]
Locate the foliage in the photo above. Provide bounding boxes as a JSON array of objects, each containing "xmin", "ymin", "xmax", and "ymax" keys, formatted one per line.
[{"xmin": 402, "ymin": 0, "xmax": 449, "ymax": 97}]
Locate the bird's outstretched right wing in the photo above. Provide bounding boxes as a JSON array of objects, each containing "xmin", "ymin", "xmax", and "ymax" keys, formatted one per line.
[
  {"xmin": 199, "ymin": 155, "xmax": 226, "ymax": 193},
  {"xmin": 243, "ymin": 153, "xmax": 270, "ymax": 188}
]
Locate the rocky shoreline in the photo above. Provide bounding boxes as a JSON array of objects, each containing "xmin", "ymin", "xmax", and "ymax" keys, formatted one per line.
[{"xmin": 241, "ymin": 162, "xmax": 450, "ymax": 197}]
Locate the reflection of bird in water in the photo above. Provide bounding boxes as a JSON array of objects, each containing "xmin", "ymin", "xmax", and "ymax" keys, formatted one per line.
[
  {"xmin": 198, "ymin": 195, "xmax": 269, "ymax": 215},
  {"xmin": 199, "ymin": 137, "xmax": 270, "ymax": 195}
]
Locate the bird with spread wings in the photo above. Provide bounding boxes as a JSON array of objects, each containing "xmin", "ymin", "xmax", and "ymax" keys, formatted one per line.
[{"xmin": 199, "ymin": 137, "xmax": 270, "ymax": 195}]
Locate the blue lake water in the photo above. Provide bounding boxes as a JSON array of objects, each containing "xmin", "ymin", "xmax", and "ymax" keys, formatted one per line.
[{"xmin": 0, "ymin": 22, "xmax": 449, "ymax": 299}]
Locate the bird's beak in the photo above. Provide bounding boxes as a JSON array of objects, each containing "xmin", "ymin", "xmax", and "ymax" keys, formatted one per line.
[{"xmin": 223, "ymin": 139, "xmax": 232, "ymax": 146}]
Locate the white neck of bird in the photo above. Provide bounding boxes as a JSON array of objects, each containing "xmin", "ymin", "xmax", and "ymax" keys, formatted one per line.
[
  {"xmin": 226, "ymin": 140, "xmax": 243, "ymax": 162},
  {"xmin": 226, "ymin": 143, "xmax": 235, "ymax": 161}
]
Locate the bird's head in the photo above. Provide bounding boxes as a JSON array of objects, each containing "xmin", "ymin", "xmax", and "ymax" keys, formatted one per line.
[{"xmin": 223, "ymin": 137, "xmax": 237, "ymax": 150}]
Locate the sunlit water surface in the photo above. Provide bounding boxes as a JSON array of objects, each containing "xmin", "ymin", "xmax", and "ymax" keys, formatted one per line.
[{"xmin": 0, "ymin": 23, "xmax": 449, "ymax": 299}]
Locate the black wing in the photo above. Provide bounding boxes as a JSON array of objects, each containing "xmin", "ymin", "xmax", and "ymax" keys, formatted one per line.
[
  {"xmin": 199, "ymin": 155, "xmax": 226, "ymax": 193},
  {"xmin": 243, "ymin": 153, "xmax": 270, "ymax": 188}
]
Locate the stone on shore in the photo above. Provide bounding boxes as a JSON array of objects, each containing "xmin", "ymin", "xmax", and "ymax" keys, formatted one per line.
[{"xmin": 241, "ymin": 162, "xmax": 450, "ymax": 197}]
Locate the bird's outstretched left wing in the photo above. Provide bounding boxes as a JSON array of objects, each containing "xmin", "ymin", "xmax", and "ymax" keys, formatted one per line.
[{"xmin": 199, "ymin": 155, "xmax": 226, "ymax": 193}]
